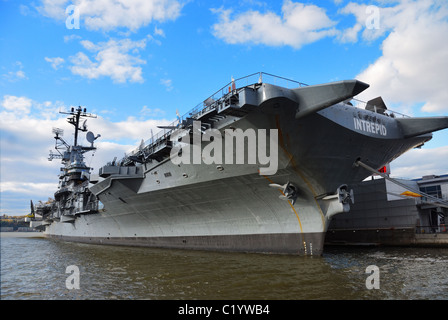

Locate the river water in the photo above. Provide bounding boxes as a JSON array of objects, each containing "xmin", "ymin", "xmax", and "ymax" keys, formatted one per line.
[{"xmin": 1, "ymin": 232, "xmax": 448, "ymax": 301}]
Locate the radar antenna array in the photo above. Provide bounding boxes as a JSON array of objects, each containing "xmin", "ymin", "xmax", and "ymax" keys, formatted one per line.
[
  {"xmin": 48, "ymin": 106, "xmax": 101, "ymax": 161},
  {"xmin": 60, "ymin": 106, "xmax": 98, "ymax": 147},
  {"xmin": 52, "ymin": 127, "xmax": 64, "ymax": 137}
]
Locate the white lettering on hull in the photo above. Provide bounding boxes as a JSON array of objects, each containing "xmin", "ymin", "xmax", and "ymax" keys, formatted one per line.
[{"xmin": 353, "ymin": 118, "xmax": 387, "ymax": 136}]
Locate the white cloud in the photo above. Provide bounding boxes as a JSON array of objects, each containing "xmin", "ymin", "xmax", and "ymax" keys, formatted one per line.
[
  {"xmin": 1, "ymin": 98, "xmax": 71, "ymax": 212},
  {"xmin": 340, "ymin": 1, "xmax": 448, "ymax": 113},
  {"xmin": 2, "ymin": 61, "xmax": 27, "ymax": 82},
  {"xmin": 210, "ymin": 0, "xmax": 448, "ymax": 114},
  {"xmin": 45, "ymin": 57, "xmax": 65, "ymax": 70},
  {"xmin": 1, "ymin": 182, "xmax": 58, "ymax": 196},
  {"xmin": 93, "ymin": 116, "xmax": 171, "ymax": 144},
  {"xmin": 140, "ymin": 106, "xmax": 166, "ymax": 118},
  {"xmin": 14, "ymin": 70, "xmax": 27, "ymax": 79},
  {"xmin": 211, "ymin": 0, "xmax": 337, "ymax": 49},
  {"xmin": 37, "ymin": 0, "xmax": 183, "ymax": 31},
  {"xmin": 160, "ymin": 78, "xmax": 173, "ymax": 91},
  {"xmin": 154, "ymin": 26, "xmax": 165, "ymax": 37},
  {"xmin": 64, "ymin": 34, "xmax": 82, "ymax": 42},
  {"xmin": 69, "ymin": 38, "xmax": 147, "ymax": 83},
  {"xmin": 1, "ymin": 95, "xmax": 32, "ymax": 114},
  {"xmin": 390, "ymin": 146, "xmax": 448, "ymax": 179}
]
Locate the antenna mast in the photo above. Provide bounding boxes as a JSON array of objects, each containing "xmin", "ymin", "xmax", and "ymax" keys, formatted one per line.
[{"xmin": 60, "ymin": 106, "xmax": 97, "ymax": 146}]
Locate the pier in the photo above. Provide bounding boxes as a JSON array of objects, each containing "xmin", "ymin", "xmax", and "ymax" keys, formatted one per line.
[{"xmin": 326, "ymin": 174, "xmax": 448, "ymax": 247}]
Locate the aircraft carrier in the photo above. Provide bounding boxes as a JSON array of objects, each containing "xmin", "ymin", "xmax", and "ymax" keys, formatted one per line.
[{"xmin": 30, "ymin": 72, "xmax": 448, "ymax": 255}]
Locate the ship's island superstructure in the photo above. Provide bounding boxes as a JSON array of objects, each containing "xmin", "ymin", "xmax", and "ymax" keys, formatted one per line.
[{"xmin": 30, "ymin": 72, "xmax": 448, "ymax": 255}]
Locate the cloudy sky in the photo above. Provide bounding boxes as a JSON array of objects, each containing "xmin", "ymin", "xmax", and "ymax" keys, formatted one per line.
[{"xmin": 1, "ymin": 0, "xmax": 447, "ymax": 216}]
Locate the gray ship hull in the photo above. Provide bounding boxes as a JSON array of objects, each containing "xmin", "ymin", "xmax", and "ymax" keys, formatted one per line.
[
  {"xmin": 37, "ymin": 74, "xmax": 448, "ymax": 255},
  {"xmin": 43, "ymin": 110, "xmax": 432, "ymax": 255},
  {"xmin": 46, "ymin": 171, "xmax": 326, "ymax": 255}
]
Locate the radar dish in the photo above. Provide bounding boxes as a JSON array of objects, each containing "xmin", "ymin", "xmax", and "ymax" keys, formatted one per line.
[
  {"xmin": 86, "ymin": 131, "xmax": 95, "ymax": 143},
  {"xmin": 52, "ymin": 127, "xmax": 64, "ymax": 136}
]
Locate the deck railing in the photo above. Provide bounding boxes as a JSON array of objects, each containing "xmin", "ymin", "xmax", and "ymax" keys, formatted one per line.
[
  {"xmin": 350, "ymin": 98, "xmax": 411, "ymax": 118},
  {"xmin": 120, "ymin": 72, "xmax": 306, "ymax": 164}
]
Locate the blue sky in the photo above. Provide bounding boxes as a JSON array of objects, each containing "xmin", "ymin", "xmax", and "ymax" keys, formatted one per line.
[{"xmin": 1, "ymin": 0, "xmax": 448, "ymax": 216}]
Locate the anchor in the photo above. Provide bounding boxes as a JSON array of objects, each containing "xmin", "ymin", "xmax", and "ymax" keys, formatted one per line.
[{"xmin": 269, "ymin": 181, "xmax": 299, "ymax": 205}]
